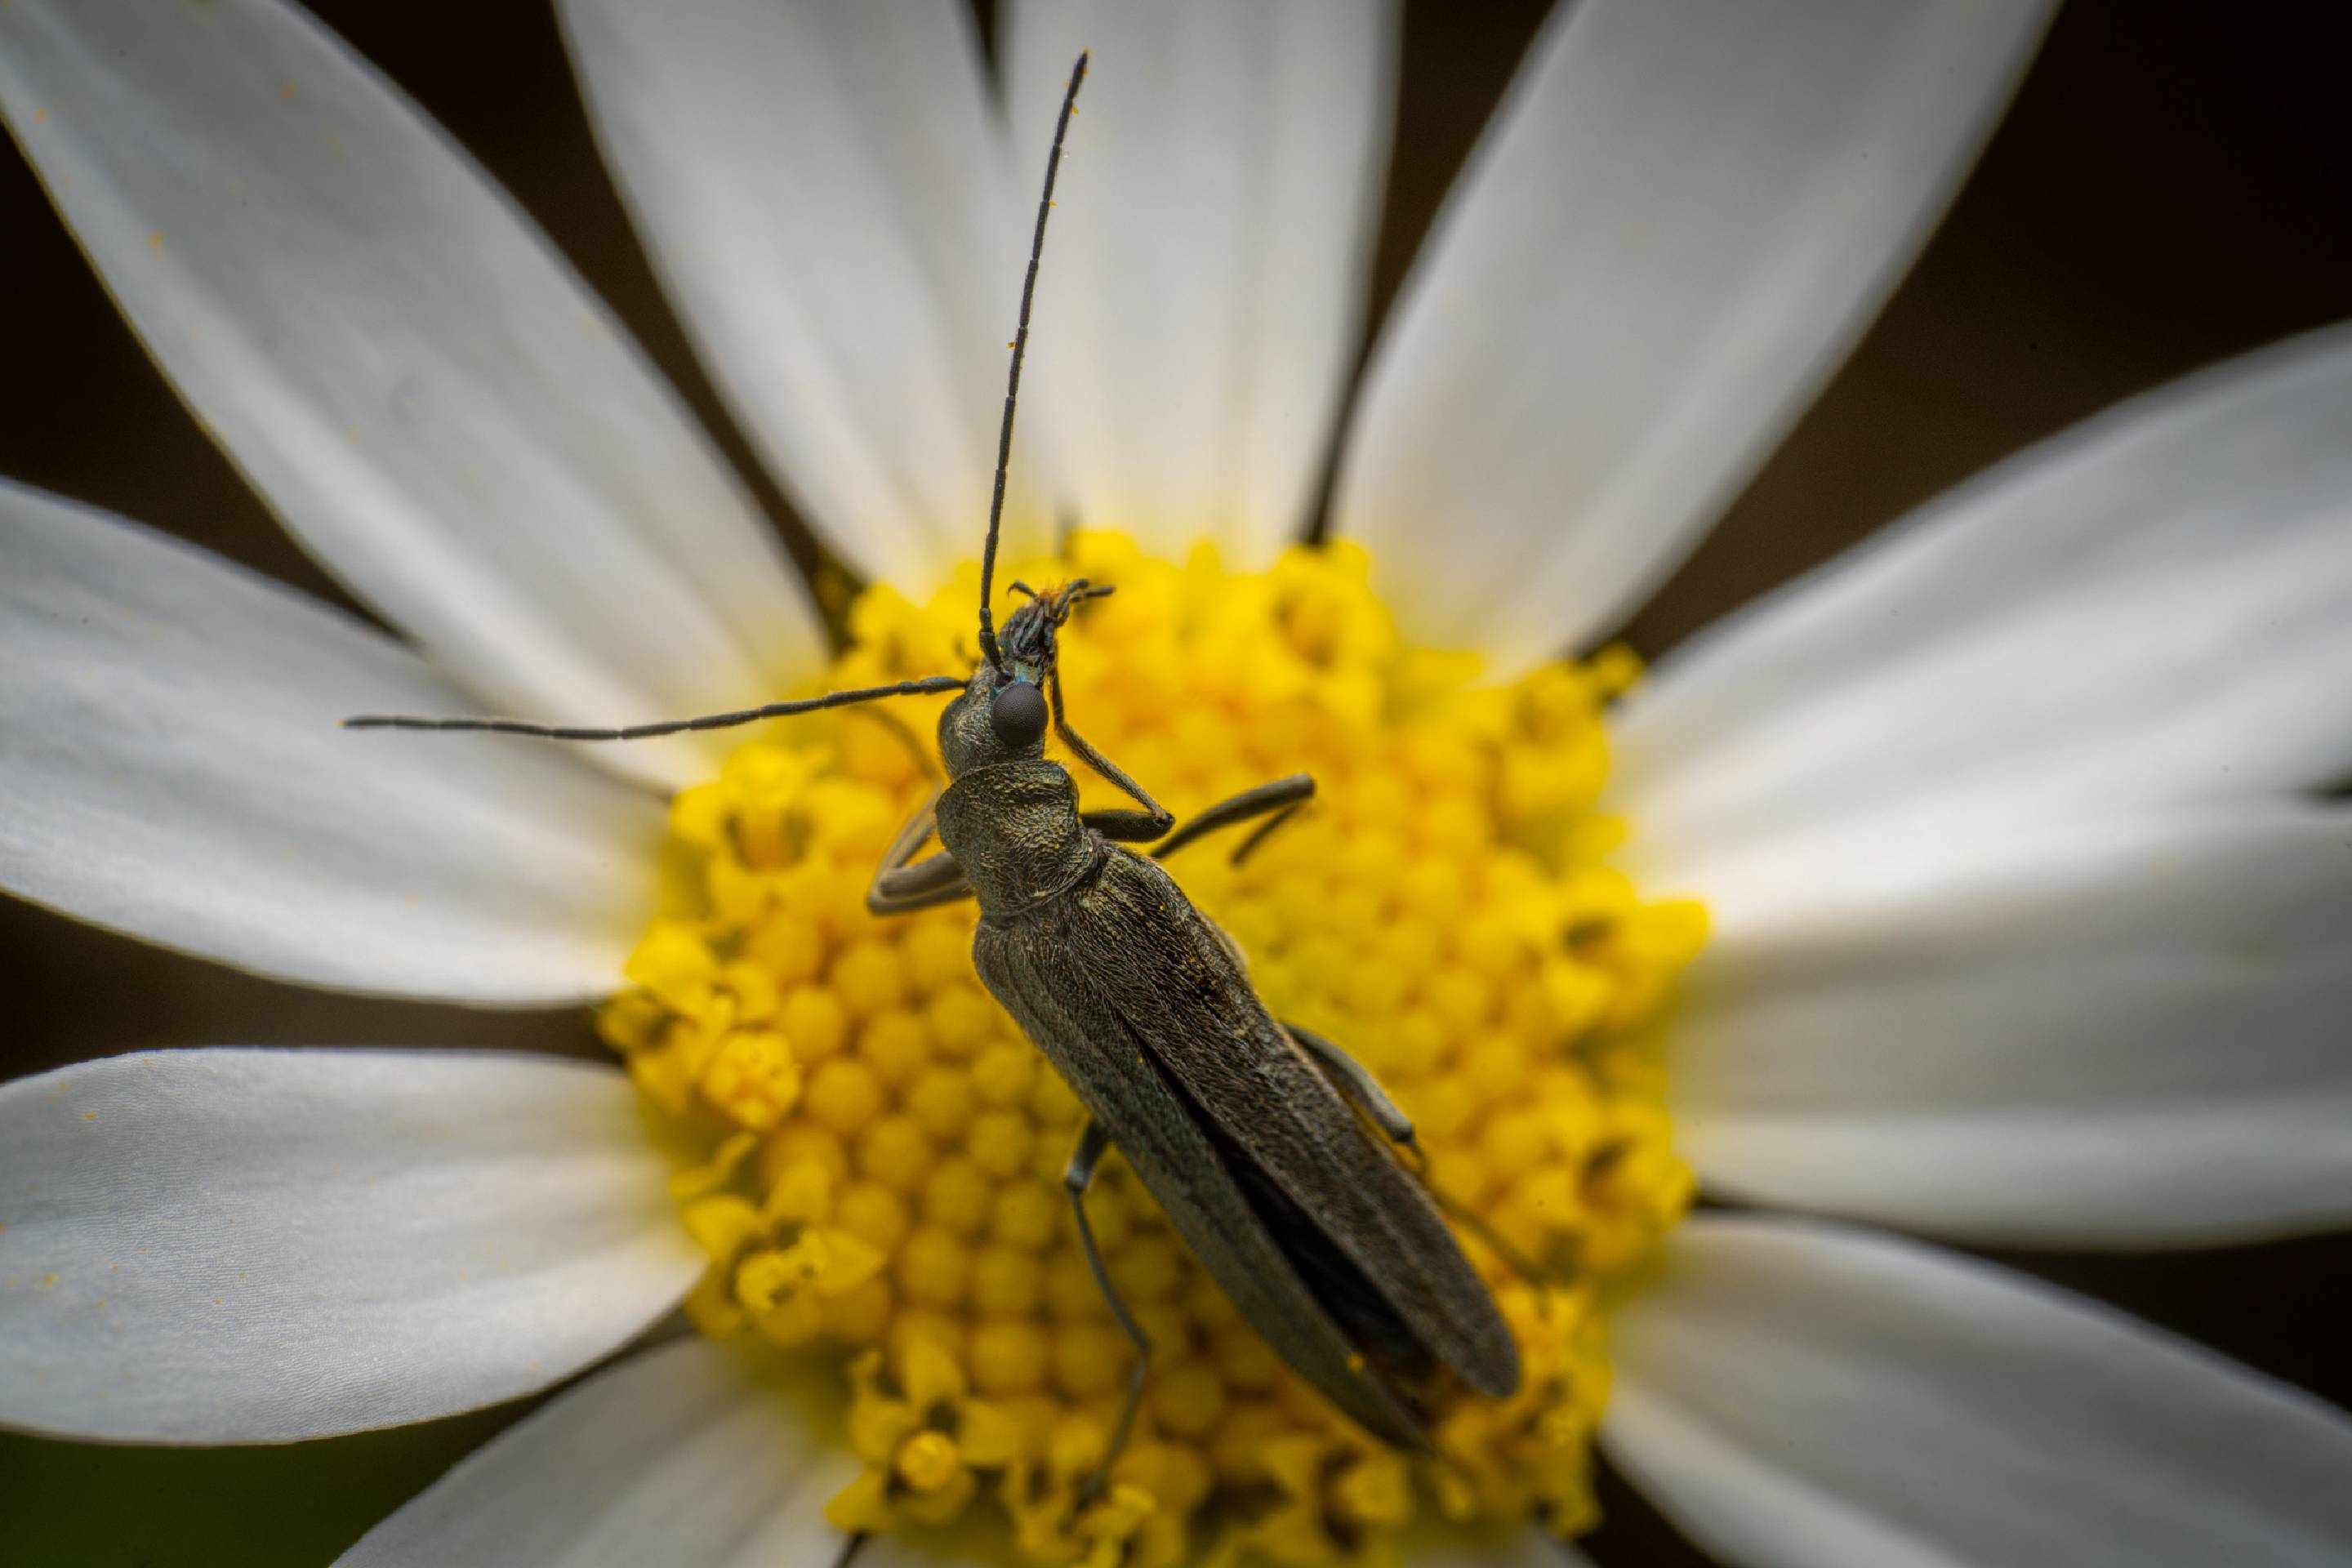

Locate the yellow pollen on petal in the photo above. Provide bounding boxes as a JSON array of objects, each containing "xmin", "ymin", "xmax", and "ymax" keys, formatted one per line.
[{"xmin": 602, "ymin": 532, "xmax": 1705, "ymax": 1565}]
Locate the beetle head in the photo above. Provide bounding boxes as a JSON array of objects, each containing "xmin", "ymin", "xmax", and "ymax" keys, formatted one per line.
[{"xmin": 938, "ymin": 580, "xmax": 1112, "ymax": 777}]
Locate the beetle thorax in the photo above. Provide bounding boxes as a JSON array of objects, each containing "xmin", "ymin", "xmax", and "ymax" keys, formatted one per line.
[{"xmin": 936, "ymin": 760, "xmax": 1098, "ymax": 917}]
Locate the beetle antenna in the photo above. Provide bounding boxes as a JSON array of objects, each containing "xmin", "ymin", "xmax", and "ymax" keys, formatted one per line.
[
  {"xmin": 342, "ymin": 675, "xmax": 969, "ymax": 742},
  {"xmin": 978, "ymin": 48, "xmax": 1089, "ymax": 676}
]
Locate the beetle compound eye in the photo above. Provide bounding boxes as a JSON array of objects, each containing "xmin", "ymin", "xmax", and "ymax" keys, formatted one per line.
[{"xmin": 991, "ymin": 679, "xmax": 1049, "ymax": 747}]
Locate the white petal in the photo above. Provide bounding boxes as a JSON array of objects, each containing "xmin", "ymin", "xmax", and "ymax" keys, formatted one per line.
[
  {"xmin": 1605, "ymin": 1215, "xmax": 2352, "ymax": 1568},
  {"xmin": 0, "ymin": 0, "xmax": 823, "ymax": 791},
  {"xmin": 1615, "ymin": 326, "xmax": 2352, "ymax": 904},
  {"xmin": 1333, "ymin": 0, "xmax": 2052, "ymax": 670},
  {"xmin": 341, "ymin": 1336, "xmax": 855, "ymax": 1568},
  {"xmin": 1004, "ymin": 0, "xmax": 1397, "ymax": 564},
  {"xmin": 0, "ymin": 1049, "xmax": 698, "ymax": 1444},
  {"xmin": 1671, "ymin": 803, "xmax": 2352, "ymax": 1247},
  {"xmin": 559, "ymin": 0, "xmax": 1049, "ymax": 592},
  {"xmin": 0, "ymin": 484, "xmax": 658, "ymax": 1003}
]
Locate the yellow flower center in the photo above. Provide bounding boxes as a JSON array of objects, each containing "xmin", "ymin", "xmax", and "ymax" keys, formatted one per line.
[{"xmin": 599, "ymin": 532, "xmax": 1704, "ymax": 1564}]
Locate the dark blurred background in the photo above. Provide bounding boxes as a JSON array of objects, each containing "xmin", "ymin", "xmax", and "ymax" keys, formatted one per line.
[{"xmin": 2, "ymin": 2, "xmax": 2348, "ymax": 1563}]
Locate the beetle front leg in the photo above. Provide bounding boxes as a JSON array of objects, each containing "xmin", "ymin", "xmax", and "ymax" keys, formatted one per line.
[
  {"xmin": 866, "ymin": 791, "xmax": 974, "ymax": 915},
  {"xmin": 1049, "ymin": 668, "xmax": 1174, "ymax": 839},
  {"xmin": 867, "ymin": 853, "xmax": 973, "ymax": 915},
  {"xmin": 1065, "ymin": 1119, "xmax": 1150, "ymax": 1500}
]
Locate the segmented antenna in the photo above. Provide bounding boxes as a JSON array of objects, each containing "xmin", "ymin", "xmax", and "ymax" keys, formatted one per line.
[
  {"xmin": 978, "ymin": 49, "xmax": 1089, "ymax": 675},
  {"xmin": 347, "ymin": 56, "xmax": 1093, "ymax": 747},
  {"xmin": 342, "ymin": 675, "xmax": 968, "ymax": 742}
]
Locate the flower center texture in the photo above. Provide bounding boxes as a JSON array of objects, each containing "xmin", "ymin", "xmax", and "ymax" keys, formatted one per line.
[{"xmin": 599, "ymin": 532, "xmax": 1705, "ymax": 1566}]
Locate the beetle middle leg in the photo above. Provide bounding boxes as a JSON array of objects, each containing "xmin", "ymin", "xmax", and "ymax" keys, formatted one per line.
[
  {"xmin": 866, "ymin": 790, "xmax": 976, "ymax": 915},
  {"xmin": 1065, "ymin": 1119, "xmax": 1150, "ymax": 1500},
  {"xmin": 1140, "ymin": 773, "xmax": 1316, "ymax": 864}
]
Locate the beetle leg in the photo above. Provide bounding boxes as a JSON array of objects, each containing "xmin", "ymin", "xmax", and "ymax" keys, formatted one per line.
[
  {"xmin": 867, "ymin": 853, "xmax": 973, "ymax": 915},
  {"xmin": 862, "ymin": 713, "xmax": 941, "ymax": 782},
  {"xmin": 1282, "ymin": 1022, "xmax": 1418, "ymax": 1153},
  {"xmin": 874, "ymin": 787, "xmax": 942, "ymax": 871},
  {"xmin": 1226, "ymin": 803, "xmax": 1307, "ymax": 867},
  {"xmin": 866, "ymin": 791, "xmax": 974, "ymax": 915},
  {"xmin": 1148, "ymin": 774, "xmax": 1316, "ymax": 865},
  {"xmin": 1080, "ymin": 808, "xmax": 1174, "ymax": 842},
  {"xmin": 1049, "ymin": 667, "xmax": 1175, "ymax": 836},
  {"xmin": 1065, "ymin": 1119, "xmax": 1150, "ymax": 1500},
  {"xmin": 1425, "ymin": 1176, "xmax": 1562, "ymax": 1297},
  {"xmin": 1289, "ymin": 1023, "xmax": 1570, "ymax": 1293}
]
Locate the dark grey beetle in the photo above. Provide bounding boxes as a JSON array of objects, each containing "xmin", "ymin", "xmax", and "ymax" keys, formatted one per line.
[
  {"xmin": 349, "ymin": 51, "xmax": 1518, "ymax": 1470},
  {"xmin": 883, "ymin": 577, "xmax": 1521, "ymax": 1459}
]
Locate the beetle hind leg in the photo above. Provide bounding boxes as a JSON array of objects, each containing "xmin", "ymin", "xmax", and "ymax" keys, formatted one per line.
[
  {"xmin": 1290, "ymin": 1022, "xmax": 1574, "ymax": 1294},
  {"xmin": 1282, "ymin": 1021, "xmax": 1418, "ymax": 1155},
  {"xmin": 1065, "ymin": 1119, "xmax": 1151, "ymax": 1503}
]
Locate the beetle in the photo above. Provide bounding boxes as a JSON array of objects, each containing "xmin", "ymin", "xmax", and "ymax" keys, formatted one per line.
[{"xmin": 347, "ymin": 50, "xmax": 1519, "ymax": 1472}]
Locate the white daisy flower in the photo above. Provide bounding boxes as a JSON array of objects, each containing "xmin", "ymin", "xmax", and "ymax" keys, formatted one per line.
[{"xmin": 2, "ymin": 2, "xmax": 2349, "ymax": 1566}]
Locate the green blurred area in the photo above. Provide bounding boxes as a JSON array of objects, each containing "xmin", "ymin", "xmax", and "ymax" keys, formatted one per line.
[{"xmin": 0, "ymin": 1409, "xmax": 515, "ymax": 1567}]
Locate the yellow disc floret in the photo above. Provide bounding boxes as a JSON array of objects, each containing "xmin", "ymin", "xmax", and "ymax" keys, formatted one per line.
[{"xmin": 599, "ymin": 533, "xmax": 1704, "ymax": 1566}]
